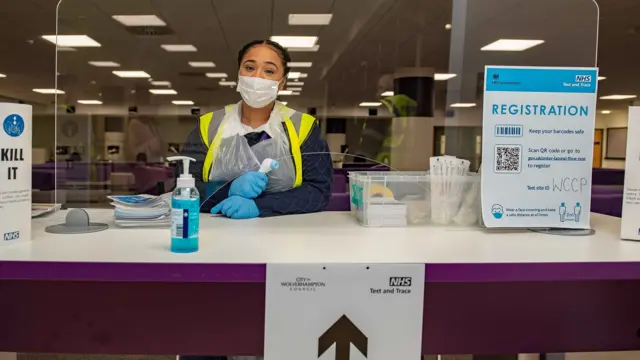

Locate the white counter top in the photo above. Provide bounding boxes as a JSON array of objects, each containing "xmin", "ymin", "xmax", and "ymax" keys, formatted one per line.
[{"xmin": 0, "ymin": 210, "xmax": 637, "ymax": 264}]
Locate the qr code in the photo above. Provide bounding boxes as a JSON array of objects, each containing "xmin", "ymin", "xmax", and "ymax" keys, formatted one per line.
[{"xmin": 494, "ymin": 145, "xmax": 522, "ymax": 173}]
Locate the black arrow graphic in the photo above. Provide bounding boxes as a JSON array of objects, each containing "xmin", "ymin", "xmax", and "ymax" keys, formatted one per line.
[{"xmin": 318, "ymin": 315, "xmax": 368, "ymax": 360}]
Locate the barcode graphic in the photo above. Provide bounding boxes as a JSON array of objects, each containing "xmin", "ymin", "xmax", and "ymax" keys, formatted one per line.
[{"xmin": 495, "ymin": 125, "xmax": 523, "ymax": 137}]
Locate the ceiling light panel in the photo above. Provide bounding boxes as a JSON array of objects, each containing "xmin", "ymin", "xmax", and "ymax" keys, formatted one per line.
[
  {"xmin": 189, "ymin": 62, "xmax": 216, "ymax": 68},
  {"xmin": 287, "ymin": 62, "xmax": 313, "ymax": 68},
  {"xmin": 287, "ymin": 45, "xmax": 320, "ymax": 52},
  {"xmin": 112, "ymin": 15, "xmax": 166, "ymax": 27},
  {"xmin": 173, "ymin": 100, "xmax": 194, "ymax": 105},
  {"xmin": 278, "ymin": 90, "xmax": 293, "ymax": 95},
  {"xmin": 434, "ymin": 73, "xmax": 457, "ymax": 80},
  {"xmin": 287, "ymin": 81, "xmax": 304, "ymax": 86},
  {"xmin": 287, "ymin": 87, "xmax": 302, "ymax": 91},
  {"xmin": 288, "ymin": 72, "xmax": 308, "ymax": 79},
  {"xmin": 151, "ymin": 81, "xmax": 171, "ymax": 86},
  {"xmin": 599, "ymin": 95, "xmax": 637, "ymax": 100},
  {"xmin": 481, "ymin": 39, "xmax": 544, "ymax": 51},
  {"xmin": 219, "ymin": 81, "xmax": 237, "ymax": 86},
  {"xmin": 89, "ymin": 61, "xmax": 120, "ymax": 67},
  {"xmin": 207, "ymin": 73, "xmax": 228, "ymax": 78},
  {"xmin": 78, "ymin": 100, "xmax": 103, "ymax": 105},
  {"xmin": 42, "ymin": 35, "xmax": 101, "ymax": 47},
  {"xmin": 359, "ymin": 102, "xmax": 382, "ymax": 107},
  {"xmin": 450, "ymin": 103, "xmax": 477, "ymax": 108},
  {"xmin": 33, "ymin": 89, "xmax": 65, "ymax": 94},
  {"xmin": 288, "ymin": 14, "xmax": 333, "ymax": 26},
  {"xmin": 0, "ymin": 74, "xmax": 6, "ymax": 78},
  {"xmin": 270, "ymin": 36, "xmax": 318, "ymax": 48},
  {"xmin": 161, "ymin": 44, "xmax": 198, "ymax": 52},
  {"xmin": 381, "ymin": 91, "xmax": 394, "ymax": 96},
  {"xmin": 149, "ymin": 89, "xmax": 177, "ymax": 95},
  {"xmin": 113, "ymin": 71, "xmax": 151, "ymax": 78}
]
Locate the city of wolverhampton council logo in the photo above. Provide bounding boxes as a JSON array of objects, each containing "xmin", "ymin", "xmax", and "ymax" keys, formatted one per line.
[{"xmin": 3, "ymin": 114, "xmax": 25, "ymax": 137}]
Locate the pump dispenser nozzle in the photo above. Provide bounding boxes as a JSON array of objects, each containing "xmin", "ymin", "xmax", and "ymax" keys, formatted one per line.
[{"xmin": 168, "ymin": 156, "xmax": 196, "ymax": 188}]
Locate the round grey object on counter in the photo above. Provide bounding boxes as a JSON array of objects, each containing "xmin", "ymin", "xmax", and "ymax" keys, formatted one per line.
[
  {"xmin": 529, "ymin": 228, "xmax": 595, "ymax": 236},
  {"xmin": 45, "ymin": 208, "xmax": 109, "ymax": 234}
]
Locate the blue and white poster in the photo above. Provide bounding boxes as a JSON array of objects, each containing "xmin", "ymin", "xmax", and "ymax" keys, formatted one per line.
[
  {"xmin": 0, "ymin": 103, "xmax": 32, "ymax": 243},
  {"xmin": 481, "ymin": 66, "xmax": 598, "ymax": 229}
]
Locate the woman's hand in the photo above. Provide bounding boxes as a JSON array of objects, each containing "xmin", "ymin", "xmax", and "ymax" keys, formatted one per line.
[
  {"xmin": 211, "ymin": 196, "xmax": 259, "ymax": 219},
  {"xmin": 229, "ymin": 171, "xmax": 268, "ymax": 199}
]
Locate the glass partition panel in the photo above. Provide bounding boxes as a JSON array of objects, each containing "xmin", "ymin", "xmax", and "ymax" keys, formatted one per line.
[
  {"xmin": 53, "ymin": 0, "xmax": 598, "ymax": 214},
  {"xmin": 0, "ymin": 1, "xmax": 57, "ymax": 213}
]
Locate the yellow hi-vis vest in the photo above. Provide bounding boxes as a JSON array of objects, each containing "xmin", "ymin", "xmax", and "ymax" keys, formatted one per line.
[{"xmin": 199, "ymin": 104, "xmax": 317, "ymax": 187}]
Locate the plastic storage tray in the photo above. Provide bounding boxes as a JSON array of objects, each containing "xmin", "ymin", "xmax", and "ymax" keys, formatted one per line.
[{"xmin": 348, "ymin": 171, "xmax": 481, "ymax": 227}]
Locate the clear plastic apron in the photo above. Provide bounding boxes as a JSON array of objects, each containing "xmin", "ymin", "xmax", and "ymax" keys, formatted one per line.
[{"xmin": 208, "ymin": 105, "xmax": 296, "ymax": 193}]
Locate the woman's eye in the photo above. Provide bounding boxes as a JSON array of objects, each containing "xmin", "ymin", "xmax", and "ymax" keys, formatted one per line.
[
  {"xmin": 245, "ymin": 64, "xmax": 255, "ymax": 71},
  {"xmin": 265, "ymin": 69, "xmax": 275, "ymax": 75}
]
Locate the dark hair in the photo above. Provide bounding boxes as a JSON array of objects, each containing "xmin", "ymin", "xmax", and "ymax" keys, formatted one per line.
[
  {"xmin": 238, "ymin": 40, "xmax": 291, "ymax": 77},
  {"xmin": 136, "ymin": 152, "xmax": 148, "ymax": 163}
]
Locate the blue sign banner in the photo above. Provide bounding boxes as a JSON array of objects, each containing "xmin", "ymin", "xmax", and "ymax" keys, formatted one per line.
[{"xmin": 485, "ymin": 67, "xmax": 598, "ymax": 94}]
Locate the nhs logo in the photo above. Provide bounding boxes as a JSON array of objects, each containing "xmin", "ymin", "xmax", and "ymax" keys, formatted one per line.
[
  {"xmin": 575, "ymin": 75, "xmax": 592, "ymax": 82},
  {"xmin": 389, "ymin": 277, "xmax": 412, "ymax": 287},
  {"xmin": 3, "ymin": 231, "xmax": 20, "ymax": 241}
]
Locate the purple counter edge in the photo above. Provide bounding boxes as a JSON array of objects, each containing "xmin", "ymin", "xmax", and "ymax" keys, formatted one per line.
[{"xmin": 3, "ymin": 261, "xmax": 640, "ymax": 283}]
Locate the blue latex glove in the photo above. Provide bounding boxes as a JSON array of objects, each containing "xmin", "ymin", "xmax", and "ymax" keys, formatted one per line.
[
  {"xmin": 211, "ymin": 196, "xmax": 260, "ymax": 219},
  {"xmin": 228, "ymin": 171, "xmax": 268, "ymax": 199}
]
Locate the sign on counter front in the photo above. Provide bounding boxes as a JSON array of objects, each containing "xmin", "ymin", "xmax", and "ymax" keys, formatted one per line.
[
  {"xmin": 264, "ymin": 264, "xmax": 425, "ymax": 360},
  {"xmin": 481, "ymin": 66, "xmax": 598, "ymax": 229},
  {"xmin": 0, "ymin": 103, "xmax": 32, "ymax": 243},
  {"xmin": 621, "ymin": 107, "xmax": 640, "ymax": 241}
]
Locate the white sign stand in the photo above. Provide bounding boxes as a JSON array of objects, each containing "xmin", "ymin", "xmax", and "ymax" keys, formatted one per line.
[
  {"xmin": 0, "ymin": 103, "xmax": 32, "ymax": 243},
  {"xmin": 264, "ymin": 264, "xmax": 425, "ymax": 360},
  {"xmin": 621, "ymin": 107, "xmax": 640, "ymax": 241},
  {"xmin": 481, "ymin": 66, "xmax": 598, "ymax": 230}
]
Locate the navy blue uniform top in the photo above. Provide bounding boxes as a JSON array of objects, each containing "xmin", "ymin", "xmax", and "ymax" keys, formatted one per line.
[{"xmin": 175, "ymin": 118, "xmax": 332, "ymax": 217}]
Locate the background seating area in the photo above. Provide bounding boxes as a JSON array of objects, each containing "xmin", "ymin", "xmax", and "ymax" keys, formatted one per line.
[
  {"xmin": 30, "ymin": 164, "xmax": 625, "ymax": 216},
  {"xmin": 32, "ymin": 162, "xmax": 173, "ymax": 205},
  {"xmin": 591, "ymin": 168, "xmax": 624, "ymax": 218}
]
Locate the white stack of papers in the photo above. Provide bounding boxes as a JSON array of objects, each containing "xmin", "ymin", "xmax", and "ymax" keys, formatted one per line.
[
  {"xmin": 108, "ymin": 194, "xmax": 172, "ymax": 228},
  {"xmin": 364, "ymin": 198, "xmax": 408, "ymax": 226},
  {"xmin": 32, "ymin": 203, "xmax": 62, "ymax": 218}
]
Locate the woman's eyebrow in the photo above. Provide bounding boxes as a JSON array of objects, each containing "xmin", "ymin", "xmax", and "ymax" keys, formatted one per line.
[
  {"xmin": 264, "ymin": 60, "xmax": 278, "ymax": 69},
  {"xmin": 244, "ymin": 59, "xmax": 278, "ymax": 69}
]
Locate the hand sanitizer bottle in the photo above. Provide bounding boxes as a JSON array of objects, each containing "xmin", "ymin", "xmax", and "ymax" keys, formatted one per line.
[{"xmin": 167, "ymin": 156, "xmax": 200, "ymax": 253}]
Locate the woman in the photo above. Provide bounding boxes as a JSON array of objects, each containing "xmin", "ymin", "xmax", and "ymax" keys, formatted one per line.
[{"xmin": 176, "ymin": 39, "xmax": 332, "ymax": 220}]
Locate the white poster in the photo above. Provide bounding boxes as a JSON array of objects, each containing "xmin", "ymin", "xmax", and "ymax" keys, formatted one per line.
[
  {"xmin": 264, "ymin": 264, "xmax": 425, "ymax": 360},
  {"xmin": 0, "ymin": 103, "xmax": 32, "ymax": 243},
  {"xmin": 481, "ymin": 66, "xmax": 598, "ymax": 229},
  {"xmin": 621, "ymin": 107, "xmax": 640, "ymax": 241}
]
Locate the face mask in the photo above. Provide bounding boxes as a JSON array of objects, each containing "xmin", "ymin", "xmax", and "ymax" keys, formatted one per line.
[{"xmin": 236, "ymin": 76, "xmax": 283, "ymax": 108}]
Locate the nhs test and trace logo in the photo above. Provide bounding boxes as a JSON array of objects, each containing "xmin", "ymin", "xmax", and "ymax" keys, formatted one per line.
[
  {"xmin": 575, "ymin": 75, "xmax": 592, "ymax": 82},
  {"xmin": 3, "ymin": 231, "xmax": 20, "ymax": 241}
]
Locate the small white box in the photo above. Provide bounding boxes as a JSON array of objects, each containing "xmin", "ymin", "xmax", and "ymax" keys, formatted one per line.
[{"xmin": 621, "ymin": 107, "xmax": 640, "ymax": 240}]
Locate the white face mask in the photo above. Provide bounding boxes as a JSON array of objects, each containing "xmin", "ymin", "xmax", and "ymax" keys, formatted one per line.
[{"xmin": 236, "ymin": 76, "xmax": 283, "ymax": 109}]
